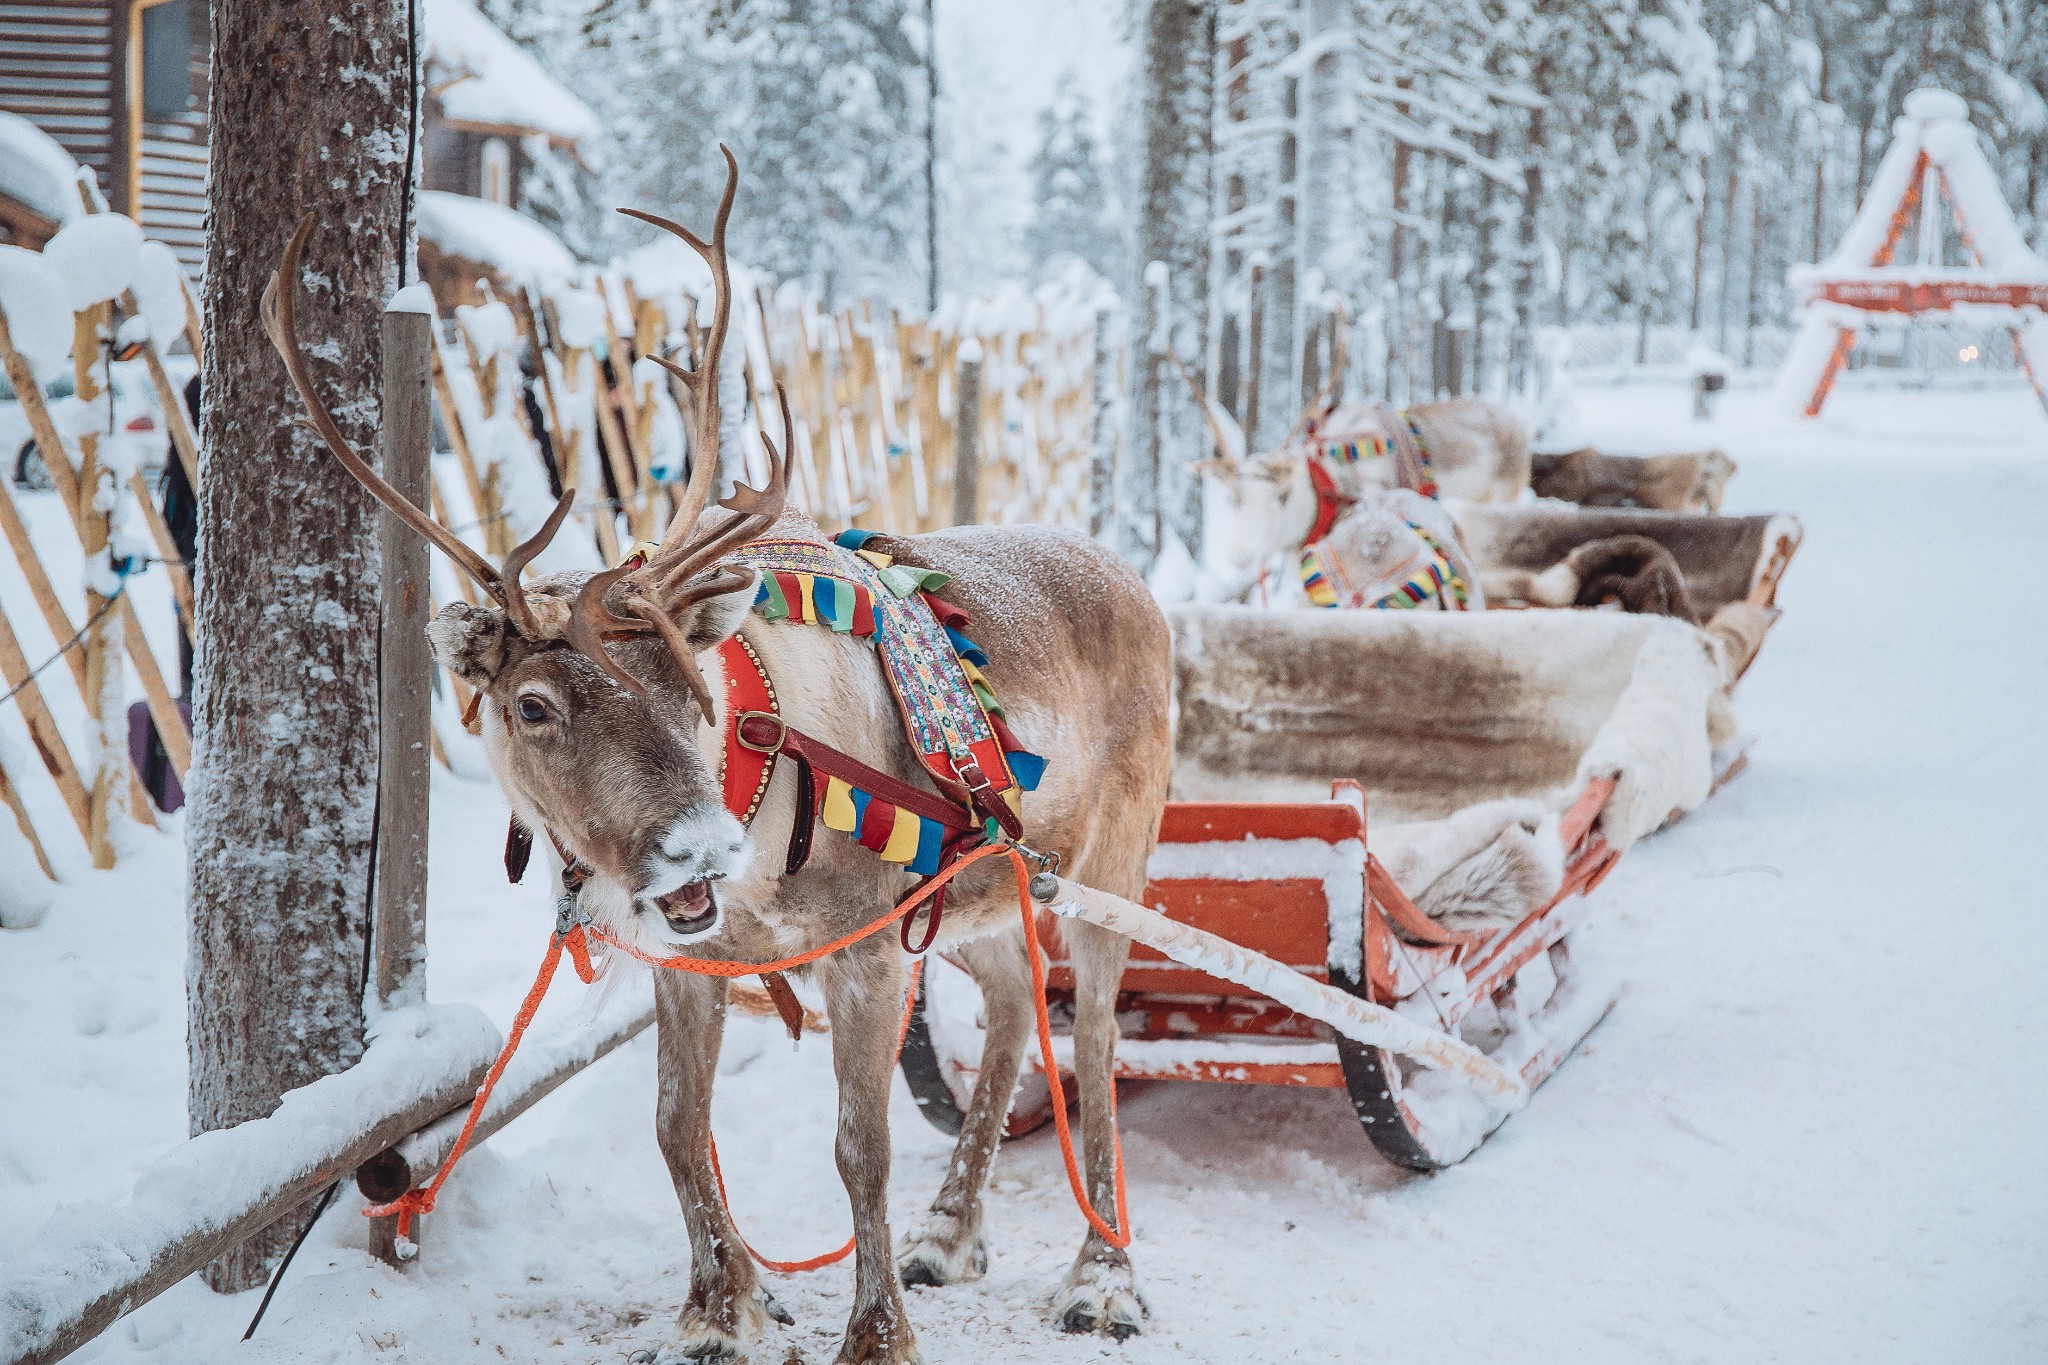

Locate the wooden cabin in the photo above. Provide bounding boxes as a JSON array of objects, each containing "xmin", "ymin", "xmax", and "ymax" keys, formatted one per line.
[{"xmin": 0, "ymin": 0, "xmax": 596, "ymax": 278}]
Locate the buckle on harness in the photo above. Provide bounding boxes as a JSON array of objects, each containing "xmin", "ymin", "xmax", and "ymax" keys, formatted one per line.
[
  {"xmin": 735, "ymin": 711, "xmax": 788, "ymax": 754},
  {"xmin": 555, "ymin": 890, "xmax": 591, "ymax": 939}
]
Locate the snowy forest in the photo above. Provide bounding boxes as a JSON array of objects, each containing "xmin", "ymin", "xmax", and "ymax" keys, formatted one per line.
[{"xmin": 494, "ymin": 0, "xmax": 2048, "ymax": 408}]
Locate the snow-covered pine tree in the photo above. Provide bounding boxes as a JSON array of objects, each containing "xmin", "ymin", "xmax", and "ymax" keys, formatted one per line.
[
  {"xmin": 708, "ymin": 0, "xmax": 925, "ymax": 307},
  {"xmin": 1025, "ymin": 80, "xmax": 1125, "ymax": 287},
  {"xmin": 190, "ymin": 0, "xmax": 409, "ymax": 1292}
]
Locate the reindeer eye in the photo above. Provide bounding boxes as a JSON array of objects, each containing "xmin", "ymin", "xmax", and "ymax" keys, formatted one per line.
[{"xmin": 516, "ymin": 695, "xmax": 550, "ymax": 725}]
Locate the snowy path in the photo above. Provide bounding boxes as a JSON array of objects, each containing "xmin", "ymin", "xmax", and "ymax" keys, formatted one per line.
[{"xmin": 3, "ymin": 382, "xmax": 2044, "ymax": 1362}]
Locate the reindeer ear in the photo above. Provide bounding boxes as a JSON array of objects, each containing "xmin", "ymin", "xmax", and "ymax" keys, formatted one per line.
[
  {"xmin": 426, "ymin": 601, "xmax": 511, "ymax": 685},
  {"xmin": 678, "ymin": 568, "xmax": 759, "ymax": 653}
]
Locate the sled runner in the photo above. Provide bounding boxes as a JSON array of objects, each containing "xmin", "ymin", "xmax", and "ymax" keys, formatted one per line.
[{"xmin": 904, "ymin": 607, "xmax": 1742, "ymax": 1169}]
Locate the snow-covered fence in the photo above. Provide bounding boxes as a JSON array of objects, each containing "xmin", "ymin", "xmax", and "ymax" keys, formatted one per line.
[
  {"xmin": 0, "ymin": 1007, "xmax": 502, "ymax": 1365},
  {"xmin": 0, "ymin": 191, "xmax": 201, "ymax": 902}
]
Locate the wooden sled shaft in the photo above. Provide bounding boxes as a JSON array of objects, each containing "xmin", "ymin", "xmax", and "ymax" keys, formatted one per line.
[{"xmin": 1038, "ymin": 875, "xmax": 1530, "ymax": 1109}]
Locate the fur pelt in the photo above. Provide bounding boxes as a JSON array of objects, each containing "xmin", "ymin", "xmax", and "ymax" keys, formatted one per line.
[
  {"xmin": 1372, "ymin": 799, "xmax": 1566, "ymax": 930},
  {"xmin": 1531, "ymin": 447, "xmax": 1736, "ymax": 513},
  {"xmin": 1482, "ymin": 535, "xmax": 1700, "ymax": 623},
  {"xmin": 1168, "ymin": 606, "xmax": 1724, "ymax": 855},
  {"xmin": 1454, "ymin": 504, "xmax": 1802, "ymax": 619}
]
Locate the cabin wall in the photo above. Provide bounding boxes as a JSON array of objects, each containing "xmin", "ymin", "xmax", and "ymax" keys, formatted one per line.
[
  {"xmin": 0, "ymin": 0, "xmax": 207, "ymax": 275},
  {"xmin": 0, "ymin": 0, "xmax": 117, "ymax": 200},
  {"xmin": 134, "ymin": 0, "xmax": 207, "ymax": 273}
]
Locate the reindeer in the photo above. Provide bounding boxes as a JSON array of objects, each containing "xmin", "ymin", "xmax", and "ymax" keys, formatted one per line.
[
  {"xmin": 264, "ymin": 151, "xmax": 1171, "ymax": 1363},
  {"xmin": 1176, "ymin": 368, "xmax": 1487, "ymax": 608}
]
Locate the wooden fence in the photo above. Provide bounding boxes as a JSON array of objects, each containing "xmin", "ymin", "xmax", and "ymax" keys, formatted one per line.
[{"xmin": 0, "ymin": 185, "xmax": 201, "ymax": 889}]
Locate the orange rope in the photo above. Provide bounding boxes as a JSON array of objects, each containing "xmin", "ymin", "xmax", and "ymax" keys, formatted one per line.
[
  {"xmin": 1008, "ymin": 852, "xmax": 1131, "ymax": 1250},
  {"xmin": 365, "ymin": 844, "xmax": 1130, "ymax": 1263},
  {"xmin": 705, "ymin": 960, "xmax": 921, "ymax": 1273}
]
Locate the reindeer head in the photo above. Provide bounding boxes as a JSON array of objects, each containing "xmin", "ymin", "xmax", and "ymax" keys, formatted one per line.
[{"xmin": 265, "ymin": 148, "xmax": 791, "ymax": 944}]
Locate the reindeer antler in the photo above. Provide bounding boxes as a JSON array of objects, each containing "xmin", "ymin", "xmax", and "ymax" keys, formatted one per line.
[
  {"xmin": 617, "ymin": 144, "xmax": 740, "ymax": 576},
  {"xmin": 262, "ymin": 217, "xmax": 523, "ymax": 597}
]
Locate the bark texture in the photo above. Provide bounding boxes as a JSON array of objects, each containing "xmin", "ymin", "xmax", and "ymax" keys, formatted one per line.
[
  {"xmin": 1123, "ymin": 0, "xmax": 1214, "ymax": 569},
  {"xmin": 190, "ymin": 0, "xmax": 408, "ymax": 1292}
]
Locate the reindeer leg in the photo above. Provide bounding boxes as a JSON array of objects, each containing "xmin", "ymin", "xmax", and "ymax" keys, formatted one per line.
[
  {"xmin": 1053, "ymin": 917, "xmax": 1145, "ymax": 1340},
  {"xmin": 650, "ymin": 970, "xmax": 789, "ymax": 1364},
  {"xmin": 818, "ymin": 938, "xmax": 922, "ymax": 1365},
  {"xmin": 898, "ymin": 925, "xmax": 1034, "ymax": 1287}
]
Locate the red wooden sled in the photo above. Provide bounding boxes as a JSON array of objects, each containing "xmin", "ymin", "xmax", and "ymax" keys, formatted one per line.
[{"xmin": 902, "ymin": 772, "xmax": 1646, "ymax": 1170}]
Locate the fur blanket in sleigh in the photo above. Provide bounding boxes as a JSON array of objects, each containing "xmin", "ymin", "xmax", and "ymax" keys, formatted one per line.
[{"xmin": 1169, "ymin": 605, "xmax": 1745, "ymax": 932}]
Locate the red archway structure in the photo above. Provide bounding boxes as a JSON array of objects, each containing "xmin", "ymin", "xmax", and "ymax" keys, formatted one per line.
[{"xmin": 1780, "ymin": 88, "xmax": 2048, "ymax": 419}]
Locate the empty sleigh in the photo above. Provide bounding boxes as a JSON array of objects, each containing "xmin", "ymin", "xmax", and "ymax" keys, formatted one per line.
[{"xmin": 902, "ymin": 607, "xmax": 1746, "ymax": 1169}]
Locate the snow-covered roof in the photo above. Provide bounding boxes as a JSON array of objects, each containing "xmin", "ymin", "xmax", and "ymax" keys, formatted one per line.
[
  {"xmin": 424, "ymin": 0, "xmax": 601, "ymax": 147},
  {"xmin": 0, "ymin": 112, "xmax": 84, "ymax": 229},
  {"xmin": 417, "ymin": 190, "xmax": 578, "ymax": 285},
  {"xmin": 1798, "ymin": 87, "xmax": 2048, "ymax": 285}
]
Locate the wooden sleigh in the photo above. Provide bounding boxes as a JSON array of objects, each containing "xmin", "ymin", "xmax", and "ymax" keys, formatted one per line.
[{"xmin": 902, "ymin": 606, "xmax": 1746, "ymax": 1169}]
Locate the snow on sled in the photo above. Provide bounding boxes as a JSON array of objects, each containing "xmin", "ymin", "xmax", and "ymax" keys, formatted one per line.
[{"xmin": 903, "ymin": 606, "xmax": 1740, "ymax": 1169}]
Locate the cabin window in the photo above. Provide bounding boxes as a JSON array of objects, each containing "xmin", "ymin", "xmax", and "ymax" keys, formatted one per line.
[
  {"xmin": 141, "ymin": 0, "xmax": 193, "ymax": 118},
  {"xmin": 481, "ymin": 138, "xmax": 513, "ymax": 207}
]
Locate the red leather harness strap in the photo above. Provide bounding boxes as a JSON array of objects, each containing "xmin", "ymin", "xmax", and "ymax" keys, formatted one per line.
[
  {"xmin": 718, "ymin": 631, "xmax": 978, "ymax": 836},
  {"xmin": 1305, "ymin": 457, "xmax": 1350, "ymax": 546}
]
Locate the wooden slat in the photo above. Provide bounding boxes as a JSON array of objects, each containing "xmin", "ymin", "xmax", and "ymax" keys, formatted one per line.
[{"xmin": 0, "ymin": 598, "xmax": 92, "ymax": 843}]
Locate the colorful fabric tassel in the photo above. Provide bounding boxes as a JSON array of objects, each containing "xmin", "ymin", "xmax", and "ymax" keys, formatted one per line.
[
  {"xmin": 820, "ymin": 774, "xmax": 948, "ymax": 875},
  {"xmin": 750, "ymin": 569, "xmax": 876, "ymax": 636}
]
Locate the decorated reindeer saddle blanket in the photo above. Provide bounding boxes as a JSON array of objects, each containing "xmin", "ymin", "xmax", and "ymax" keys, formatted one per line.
[
  {"xmin": 1298, "ymin": 488, "xmax": 1483, "ymax": 612},
  {"xmin": 1310, "ymin": 401, "xmax": 1440, "ymax": 501},
  {"xmin": 727, "ymin": 529, "xmax": 1044, "ymax": 875}
]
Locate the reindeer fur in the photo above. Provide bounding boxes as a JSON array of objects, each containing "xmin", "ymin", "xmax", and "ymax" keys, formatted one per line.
[
  {"xmin": 1169, "ymin": 605, "xmax": 1722, "ymax": 854},
  {"xmin": 1531, "ymin": 447, "xmax": 1737, "ymax": 514},
  {"xmin": 1481, "ymin": 535, "xmax": 1701, "ymax": 623},
  {"xmin": 1316, "ymin": 397, "xmax": 1533, "ymax": 504},
  {"xmin": 435, "ymin": 514, "xmax": 1172, "ymax": 1362},
  {"xmin": 1455, "ymin": 504, "xmax": 1803, "ymax": 620}
]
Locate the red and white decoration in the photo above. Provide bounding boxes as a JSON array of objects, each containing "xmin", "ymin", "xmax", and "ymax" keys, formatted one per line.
[{"xmin": 1776, "ymin": 87, "xmax": 2048, "ymax": 418}]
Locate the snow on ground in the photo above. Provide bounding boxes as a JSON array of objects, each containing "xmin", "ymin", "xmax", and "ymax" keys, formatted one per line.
[{"xmin": 3, "ymin": 380, "xmax": 2046, "ymax": 1362}]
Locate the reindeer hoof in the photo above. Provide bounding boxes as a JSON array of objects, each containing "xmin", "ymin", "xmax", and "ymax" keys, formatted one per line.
[
  {"xmin": 1054, "ymin": 1256, "xmax": 1146, "ymax": 1341},
  {"xmin": 659, "ymin": 1284, "xmax": 780, "ymax": 1363},
  {"xmin": 897, "ymin": 1212, "xmax": 988, "ymax": 1287},
  {"xmin": 834, "ymin": 1302, "xmax": 922, "ymax": 1364}
]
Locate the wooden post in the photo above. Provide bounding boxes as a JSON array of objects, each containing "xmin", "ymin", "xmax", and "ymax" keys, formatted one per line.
[
  {"xmin": 372, "ymin": 305, "xmax": 433, "ymax": 1012},
  {"xmin": 367, "ymin": 304, "xmax": 434, "ymax": 1265},
  {"xmin": 950, "ymin": 345, "xmax": 983, "ymax": 526},
  {"xmin": 74, "ymin": 303, "xmax": 121, "ymax": 867}
]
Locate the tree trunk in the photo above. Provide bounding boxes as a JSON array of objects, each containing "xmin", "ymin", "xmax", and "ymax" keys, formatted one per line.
[
  {"xmin": 1717, "ymin": 155, "xmax": 1740, "ymax": 356},
  {"xmin": 1124, "ymin": 0, "xmax": 1215, "ymax": 569},
  {"xmin": 1470, "ymin": 129, "xmax": 1498, "ymax": 396},
  {"xmin": 1507, "ymin": 77, "xmax": 1544, "ymax": 397},
  {"xmin": 190, "ymin": 0, "xmax": 411, "ymax": 1293},
  {"xmin": 1295, "ymin": 0, "xmax": 1350, "ymax": 401}
]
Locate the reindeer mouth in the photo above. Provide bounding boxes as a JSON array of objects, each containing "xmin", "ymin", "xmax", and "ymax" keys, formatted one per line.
[{"xmin": 654, "ymin": 880, "xmax": 720, "ymax": 935}]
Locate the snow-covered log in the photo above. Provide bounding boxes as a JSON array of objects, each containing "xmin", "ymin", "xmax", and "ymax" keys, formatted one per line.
[{"xmin": 0, "ymin": 1007, "xmax": 500, "ymax": 1365}]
